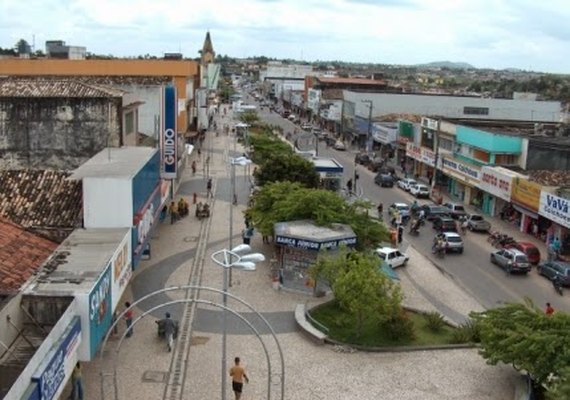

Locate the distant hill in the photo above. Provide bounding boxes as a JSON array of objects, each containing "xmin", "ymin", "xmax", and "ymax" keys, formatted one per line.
[{"xmin": 416, "ymin": 61, "xmax": 475, "ymax": 70}]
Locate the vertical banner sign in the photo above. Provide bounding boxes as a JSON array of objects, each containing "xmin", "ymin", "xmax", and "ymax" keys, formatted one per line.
[
  {"xmin": 89, "ymin": 264, "xmax": 112, "ymax": 358},
  {"xmin": 162, "ymin": 86, "xmax": 178, "ymax": 179}
]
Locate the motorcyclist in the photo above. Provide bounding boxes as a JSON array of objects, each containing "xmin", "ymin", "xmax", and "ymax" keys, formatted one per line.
[
  {"xmin": 377, "ymin": 203, "xmax": 383, "ymax": 220},
  {"xmin": 156, "ymin": 312, "xmax": 177, "ymax": 352},
  {"xmin": 409, "ymin": 218, "xmax": 421, "ymax": 234},
  {"xmin": 460, "ymin": 216, "xmax": 469, "ymax": 234},
  {"xmin": 411, "ymin": 200, "xmax": 420, "ymax": 216}
]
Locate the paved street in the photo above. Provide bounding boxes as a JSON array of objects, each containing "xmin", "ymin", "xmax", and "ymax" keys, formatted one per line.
[{"xmin": 78, "ymin": 101, "xmax": 524, "ymax": 400}]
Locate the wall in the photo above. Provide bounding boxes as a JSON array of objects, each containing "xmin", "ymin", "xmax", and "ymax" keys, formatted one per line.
[
  {"xmin": 526, "ymin": 141, "xmax": 570, "ymax": 170},
  {"xmin": 118, "ymin": 84, "xmax": 162, "ymax": 138},
  {"xmin": 456, "ymin": 126, "xmax": 523, "ymax": 153},
  {"xmin": 0, "ymin": 294, "xmax": 26, "ymax": 360},
  {"xmin": 83, "ymin": 177, "xmax": 133, "ymax": 228},
  {"xmin": 0, "ymin": 97, "xmax": 122, "ymax": 169},
  {"xmin": 343, "ymin": 91, "xmax": 561, "ymax": 122}
]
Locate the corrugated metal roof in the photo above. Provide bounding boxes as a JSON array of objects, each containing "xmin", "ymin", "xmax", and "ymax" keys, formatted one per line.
[
  {"xmin": 317, "ymin": 77, "xmax": 387, "ymax": 86},
  {"xmin": 0, "ymin": 78, "xmax": 125, "ymax": 98}
]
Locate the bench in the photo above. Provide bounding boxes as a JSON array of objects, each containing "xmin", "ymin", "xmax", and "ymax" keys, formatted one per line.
[{"xmin": 294, "ymin": 304, "xmax": 327, "ymax": 345}]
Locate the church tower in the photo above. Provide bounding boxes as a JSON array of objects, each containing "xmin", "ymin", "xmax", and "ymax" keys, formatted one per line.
[{"xmin": 200, "ymin": 31, "xmax": 215, "ymax": 65}]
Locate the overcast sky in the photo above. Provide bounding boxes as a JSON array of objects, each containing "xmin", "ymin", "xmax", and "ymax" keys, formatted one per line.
[{"xmin": 1, "ymin": 0, "xmax": 569, "ymax": 74}]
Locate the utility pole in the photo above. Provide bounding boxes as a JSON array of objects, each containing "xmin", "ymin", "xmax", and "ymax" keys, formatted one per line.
[{"xmin": 361, "ymin": 100, "xmax": 373, "ymax": 152}]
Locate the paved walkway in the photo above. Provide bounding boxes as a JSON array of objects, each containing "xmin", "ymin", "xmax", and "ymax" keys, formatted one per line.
[{"xmin": 77, "ymin": 105, "xmax": 522, "ymax": 400}]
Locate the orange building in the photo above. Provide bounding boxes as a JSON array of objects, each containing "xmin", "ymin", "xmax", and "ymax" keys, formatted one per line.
[{"xmin": 0, "ymin": 59, "xmax": 200, "ymax": 133}]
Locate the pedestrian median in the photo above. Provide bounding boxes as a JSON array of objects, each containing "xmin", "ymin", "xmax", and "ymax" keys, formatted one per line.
[{"xmin": 294, "ymin": 303, "xmax": 328, "ymax": 344}]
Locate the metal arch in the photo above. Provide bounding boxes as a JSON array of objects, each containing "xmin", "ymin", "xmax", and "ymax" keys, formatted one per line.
[{"xmin": 100, "ymin": 285, "xmax": 285, "ymax": 400}]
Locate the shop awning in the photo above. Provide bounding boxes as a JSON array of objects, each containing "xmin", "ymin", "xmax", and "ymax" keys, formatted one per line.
[{"xmin": 512, "ymin": 204, "xmax": 539, "ymax": 219}]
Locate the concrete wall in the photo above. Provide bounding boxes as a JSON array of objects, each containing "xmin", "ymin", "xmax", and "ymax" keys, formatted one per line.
[
  {"xmin": 344, "ymin": 91, "xmax": 561, "ymax": 122},
  {"xmin": 0, "ymin": 294, "xmax": 27, "ymax": 360},
  {"xmin": 0, "ymin": 97, "xmax": 122, "ymax": 169},
  {"xmin": 118, "ymin": 84, "xmax": 161, "ymax": 138}
]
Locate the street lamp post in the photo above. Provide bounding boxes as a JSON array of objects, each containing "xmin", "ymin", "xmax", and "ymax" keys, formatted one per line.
[
  {"xmin": 229, "ymin": 156, "xmax": 253, "ymax": 287},
  {"xmin": 212, "ymin": 245, "xmax": 265, "ymax": 400}
]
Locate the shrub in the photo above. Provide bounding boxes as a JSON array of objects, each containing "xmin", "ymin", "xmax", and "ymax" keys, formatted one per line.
[
  {"xmin": 425, "ymin": 311, "xmax": 446, "ymax": 332},
  {"xmin": 381, "ymin": 311, "xmax": 415, "ymax": 341},
  {"xmin": 451, "ymin": 319, "xmax": 480, "ymax": 344}
]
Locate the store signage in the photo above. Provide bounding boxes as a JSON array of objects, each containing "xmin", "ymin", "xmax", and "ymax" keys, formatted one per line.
[
  {"xmin": 441, "ymin": 158, "xmax": 480, "ymax": 182},
  {"xmin": 511, "ymin": 178, "xmax": 541, "ymax": 212},
  {"xmin": 161, "ymin": 86, "xmax": 178, "ymax": 179},
  {"xmin": 405, "ymin": 142, "xmax": 435, "ymax": 167},
  {"xmin": 275, "ymin": 235, "xmax": 357, "ymax": 251},
  {"xmin": 111, "ymin": 234, "xmax": 132, "ymax": 308},
  {"xmin": 371, "ymin": 124, "xmax": 397, "ymax": 144},
  {"xmin": 539, "ymin": 192, "xmax": 570, "ymax": 228},
  {"xmin": 89, "ymin": 264, "xmax": 112, "ymax": 357},
  {"xmin": 478, "ymin": 167, "xmax": 513, "ymax": 201},
  {"xmin": 32, "ymin": 317, "xmax": 81, "ymax": 400}
]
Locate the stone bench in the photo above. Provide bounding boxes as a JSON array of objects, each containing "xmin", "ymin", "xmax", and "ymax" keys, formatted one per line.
[{"xmin": 294, "ymin": 304, "xmax": 327, "ymax": 345}]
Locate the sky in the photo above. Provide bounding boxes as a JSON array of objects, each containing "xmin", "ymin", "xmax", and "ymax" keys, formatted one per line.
[{"xmin": 1, "ymin": 0, "xmax": 570, "ymax": 74}]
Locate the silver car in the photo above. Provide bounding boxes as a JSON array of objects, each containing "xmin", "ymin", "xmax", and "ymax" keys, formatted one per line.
[
  {"xmin": 436, "ymin": 232, "xmax": 464, "ymax": 254},
  {"xmin": 466, "ymin": 214, "xmax": 491, "ymax": 232},
  {"xmin": 490, "ymin": 248, "xmax": 531, "ymax": 274}
]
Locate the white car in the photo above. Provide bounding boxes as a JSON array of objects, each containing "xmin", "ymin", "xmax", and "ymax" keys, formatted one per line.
[
  {"xmin": 410, "ymin": 184, "xmax": 430, "ymax": 198},
  {"xmin": 375, "ymin": 247, "xmax": 409, "ymax": 268},
  {"xmin": 398, "ymin": 178, "xmax": 417, "ymax": 191},
  {"xmin": 333, "ymin": 141, "xmax": 346, "ymax": 151},
  {"xmin": 301, "ymin": 123, "xmax": 312, "ymax": 131}
]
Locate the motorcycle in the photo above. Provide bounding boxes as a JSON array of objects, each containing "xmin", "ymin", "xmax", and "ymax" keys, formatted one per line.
[
  {"xmin": 409, "ymin": 219, "xmax": 421, "ymax": 236},
  {"xmin": 553, "ymin": 276, "xmax": 564, "ymax": 296},
  {"xmin": 487, "ymin": 230, "xmax": 501, "ymax": 244}
]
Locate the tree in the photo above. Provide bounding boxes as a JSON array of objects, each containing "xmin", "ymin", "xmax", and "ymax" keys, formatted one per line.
[
  {"xmin": 239, "ymin": 110, "xmax": 259, "ymax": 125},
  {"xmin": 470, "ymin": 299, "xmax": 570, "ymax": 390},
  {"xmin": 547, "ymin": 367, "xmax": 570, "ymax": 400},
  {"xmin": 311, "ymin": 250, "xmax": 403, "ymax": 337},
  {"xmin": 249, "ymin": 132, "xmax": 293, "ymax": 164},
  {"xmin": 14, "ymin": 39, "xmax": 31, "ymax": 55},
  {"xmin": 255, "ymin": 153, "xmax": 319, "ymax": 188}
]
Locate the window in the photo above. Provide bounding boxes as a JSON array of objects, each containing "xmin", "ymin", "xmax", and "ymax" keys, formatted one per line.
[
  {"xmin": 473, "ymin": 149, "xmax": 490, "ymax": 162},
  {"xmin": 124, "ymin": 111, "xmax": 135, "ymax": 135},
  {"xmin": 464, "ymin": 106, "xmax": 489, "ymax": 115},
  {"xmin": 438, "ymin": 137, "xmax": 453, "ymax": 151},
  {"xmin": 495, "ymin": 154, "xmax": 517, "ymax": 165}
]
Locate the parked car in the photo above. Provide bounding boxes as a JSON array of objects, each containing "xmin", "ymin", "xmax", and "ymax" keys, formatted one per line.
[
  {"xmin": 465, "ymin": 214, "xmax": 491, "ymax": 232},
  {"xmin": 333, "ymin": 141, "xmax": 346, "ymax": 151},
  {"xmin": 374, "ymin": 172, "xmax": 395, "ymax": 187},
  {"xmin": 490, "ymin": 248, "xmax": 531, "ymax": 274},
  {"xmin": 301, "ymin": 122, "xmax": 312, "ymax": 131},
  {"xmin": 375, "ymin": 247, "xmax": 409, "ymax": 268},
  {"xmin": 398, "ymin": 178, "xmax": 417, "ymax": 191},
  {"xmin": 432, "ymin": 216, "xmax": 458, "ymax": 233},
  {"xmin": 410, "ymin": 184, "xmax": 430, "ymax": 198},
  {"xmin": 537, "ymin": 261, "xmax": 570, "ymax": 286},
  {"xmin": 367, "ymin": 157, "xmax": 385, "ymax": 172},
  {"xmin": 354, "ymin": 153, "xmax": 372, "ymax": 166},
  {"xmin": 421, "ymin": 205, "xmax": 451, "ymax": 221},
  {"xmin": 436, "ymin": 232, "xmax": 464, "ymax": 254},
  {"xmin": 443, "ymin": 202, "xmax": 468, "ymax": 220},
  {"xmin": 388, "ymin": 203, "xmax": 411, "ymax": 223},
  {"xmin": 504, "ymin": 241, "xmax": 541, "ymax": 265}
]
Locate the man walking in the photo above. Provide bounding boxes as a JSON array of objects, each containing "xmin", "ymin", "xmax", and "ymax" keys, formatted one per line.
[
  {"xmin": 124, "ymin": 301, "xmax": 134, "ymax": 338},
  {"xmin": 206, "ymin": 178, "xmax": 213, "ymax": 198},
  {"xmin": 229, "ymin": 357, "xmax": 249, "ymax": 400},
  {"xmin": 70, "ymin": 362, "xmax": 83, "ymax": 400}
]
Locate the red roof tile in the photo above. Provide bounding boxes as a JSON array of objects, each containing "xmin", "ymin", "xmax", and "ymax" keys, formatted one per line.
[{"xmin": 0, "ymin": 218, "xmax": 58, "ymax": 295}]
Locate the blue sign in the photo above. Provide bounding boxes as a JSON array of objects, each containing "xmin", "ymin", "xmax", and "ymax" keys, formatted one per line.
[
  {"xmin": 32, "ymin": 317, "xmax": 81, "ymax": 400},
  {"xmin": 275, "ymin": 235, "xmax": 357, "ymax": 251},
  {"xmin": 162, "ymin": 86, "xmax": 178, "ymax": 179},
  {"xmin": 89, "ymin": 264, "xmax": 112, "ymax": 358}
]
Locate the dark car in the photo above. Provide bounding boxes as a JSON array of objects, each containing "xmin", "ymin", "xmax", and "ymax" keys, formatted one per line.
[
  {"xmin": 421, "ymin": 205, "xmax": 451, "ymax": 221},
  {"xmin": 368, "ymin": 157, "xmax": 385, "ymax": 172},
  {"xmin": 504, "ymin": 241, "xmax": 541, "ymax": 265},
  {"xmin": 537, "ymin": 261, "xmax": 570, "ymax": 286},
  {"xmin": 374, "ymin": 173, "xmax": 395, "ymax": 187},
  {"xmin": 354, "ymin": 153, "xmax": 372, "ymax": 166},
  {"xmin": 432, "ymin": 216, "xmax": 458, "ymax": 233}
]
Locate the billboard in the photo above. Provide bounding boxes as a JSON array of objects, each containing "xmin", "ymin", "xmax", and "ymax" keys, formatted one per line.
[
  {"xmin": 161, "ymin": 85, "xmax": 178, "ymax": 179},
  {"xmin": 88, "ymin": 264, "xmax": 113, "ymax": 358},
  {"xmin": 511, "ymin": 178, "xmax": 541, "ymax": 212},
  {"xmin": 111, "ymin": 230, "xmax": 132, "ymax": 308},
  {"xmin": 539, "ymin": 192, "xmax": 570, "ymax": 229}
]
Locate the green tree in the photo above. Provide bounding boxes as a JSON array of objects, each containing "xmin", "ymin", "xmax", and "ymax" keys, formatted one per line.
[
  {"xmin": 14, "ymin": 38, "xmax": 31, "ymax": 54},
  {"xmin": 249, "ymin": 132, "xmax": 293, "ymax": 164},
  {"xmin": 255, "ymin": 153, "xmax": 319, "ymax": 188},
  {"xmin": 311, "ymin": 250, "xmax": 403, "ymax": 337},
  {"xmin": 239, "ymin": 110, "xmax": 259, "ymax": 125},
  {"xmin": 547, "ymin": 367, "xmax": 570, "ymax": 400},
  {"xmin": 470, "ymin": 300, "xmax": 570, "ymax": 389}
]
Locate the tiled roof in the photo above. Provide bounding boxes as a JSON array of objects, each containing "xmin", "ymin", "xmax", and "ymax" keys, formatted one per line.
[
  {"xmin": 0, "ymin": 78, "xmax": 125, "ymax": 98},
  {"xmin": 0, "ymin": 218, "xmax": 58, "ymax": 295},
  {"xmin": 0, "ymin": 170, "xmax": 82, "ymax": 241},
  {"xmin": 6, "ymin": 75, "xmax": 171, "ymax": 86},
  {"xmin": 528, "ymin": 170, "xmax": 570, "ymax": 187}
]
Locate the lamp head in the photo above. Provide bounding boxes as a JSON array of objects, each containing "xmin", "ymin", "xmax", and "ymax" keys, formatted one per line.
[{"xmin": 231, "ymin": 244, "xmax": 251, "ymax": 253}]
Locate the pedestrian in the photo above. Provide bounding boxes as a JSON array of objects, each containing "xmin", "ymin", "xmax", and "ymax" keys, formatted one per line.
[
  {"xmin": 229, "ymin": 357, "xmax": 249, "ymax": 400},
  {"xmin": 169, "ymin": 201, "xmax": 178, "ymax": 224},
  {"xmin": 549, "ymin": 237, "xmax": 561, "ymax": 261},
  {"xmin": 346, "ymin": 179, "xmax": 353, "ymax": 194},
  {"xmin": 206, "ymin": 178, "xmax": 213, "ymax": 198},
  {"xmin": 545, "ymin": 302, "xmax": 555, "ymax": 315},
  {"xmin": 70, "ymin": 362, "xmax": 84, "ymax": 400},
  {"xmin": 191, "ymin": 160, "xmax": 197, "ymax": 175},
  {"xmin": 124, "ymin": 301, "xmax": 134, "ymax": 338},
  {"xmin": 397, "ymin": 224, "xmax": 404, "ymax": 244}
]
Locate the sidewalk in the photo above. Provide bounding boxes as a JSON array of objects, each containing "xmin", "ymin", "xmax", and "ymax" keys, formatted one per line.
[{"xmin": 79, "ymin": 107, "xmax": 520, "ymax": 400}]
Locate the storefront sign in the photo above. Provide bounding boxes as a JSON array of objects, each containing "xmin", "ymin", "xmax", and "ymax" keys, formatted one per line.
[
  {"xmin": 421, "ymin": 117, "xmax": 439, "ymax": 131},
  {"xmin": 89, "ymin": 264, "xmax": 112, "ymax": 358},
  {"xmin": 539, "ymin": 192, "xmax": 570, "ymax": 228},
  {"xmin": 371, "ymin": 124, "xmax": 398, "ymax": 144},
  {"xmin": 161, "ymin": 86, "xmax": 178, "ymax": 179},
  {"xmin": 511, "ymin": 178, "xmax": 541, "ymax": 212},
  {"xmin": 276, "ymin": 235, "xmax": 357, "ymax": 251},
  {"xmin": 441, "ymin": 157, "xmax": 480, "ymax": 183},
  {"xmin": 478, "ymin": 167, "xmax": 513, "ymax": 202},
  {"xmin": 405, "ymin": 142, "xmax": 435, "ymax": 167},
  {"xmin": 132, "ymin": 185, "xmax": 161, "ymax": 266},
  {"xmin": 111, "ymin": 233, "xmax": 132, "ymax": 309},
  {"xmin": 32, "ymin": 317, "xmax": 81, "ymax": 400}
]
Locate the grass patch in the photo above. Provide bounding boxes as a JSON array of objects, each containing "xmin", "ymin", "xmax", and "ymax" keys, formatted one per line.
[{"xmin": 310, "ymin": 301, "xmax": 458, "ymax": 347}]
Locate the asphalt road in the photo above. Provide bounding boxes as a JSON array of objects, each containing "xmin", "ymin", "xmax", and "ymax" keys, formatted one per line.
[{"xmin": 241, "ymin": 91, "xmax": 570, "ymax": 314}]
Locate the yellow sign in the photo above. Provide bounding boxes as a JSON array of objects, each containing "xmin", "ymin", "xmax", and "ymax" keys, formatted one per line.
[{"xmin": 511, "ymin": 178, "xmax": 541, "ymax": 212}]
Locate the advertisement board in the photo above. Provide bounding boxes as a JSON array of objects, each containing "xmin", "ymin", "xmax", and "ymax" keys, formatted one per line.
[
  {"xmin": 441, "ymin": 157, "xmax": 480, "ymax": 185},
  {"xmin": 371, "ymin": 123, "xmax": 398, "ymax": 144},
  {"xmin": 89, "ymin": 264, "xmax": 112, "ymax": 358},
  {"xmin": 405, "ymin": 142, "xmax": 435, "ymax": 167},
  {"xmin": 478, "ymin": 167, "xmax": 515, "ymax": 202},
  {"xmin": 511, "ymin": 178, "xmax": 541, "ymax": 212},
  {"xmin": 32, "ymin": 317, "xmax": 81, "ymax": 400},
  {"xmin": 161, "ymin": 85, "xmax": 178, "ymax": 179},
  {"xmin": 539, "ymin": 192, "xmax": 570, "ymax": 229},
  {"xmin": 132, "ymin": 184, "xmax": 162, "ymax": 268},
  {"xmin": 275, "ymin": 235, "xmax": 357, "ymax": 251},
  {"xmin": 111, "ymin": 231, "xmax": 132, "ymax": 309}
]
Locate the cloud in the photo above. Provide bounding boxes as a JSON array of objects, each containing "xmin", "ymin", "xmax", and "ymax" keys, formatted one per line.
[{"xmin": 0, "ymin": 0, "xmax": 569, "ymax": 73}]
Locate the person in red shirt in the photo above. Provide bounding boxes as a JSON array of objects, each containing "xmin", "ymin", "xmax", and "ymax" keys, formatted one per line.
[
  {"xmin": 545, "ymin": 302, "xmax": 555, "ymax": 316},
  {"xmin": 124, "ymin": 301, "xmax": 134, "ymax": 337}
]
